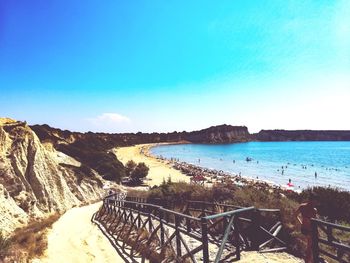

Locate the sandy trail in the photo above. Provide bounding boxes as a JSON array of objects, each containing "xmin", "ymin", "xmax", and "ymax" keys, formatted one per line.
[
  {"xmin": 240, "ymin": 251, "xmax": 303, "ymax": 263},
  {"xmin": 114, "ymin": 143, "xmax": 190, "ymax": 186},
  {"xmin": 36, "ymin": 202, "xmax": 124, "ymax": 263}
]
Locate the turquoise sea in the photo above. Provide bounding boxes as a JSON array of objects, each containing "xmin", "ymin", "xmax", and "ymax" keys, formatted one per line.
[{"xmin": 150, "ymin": 142, "xmax": 350, "ymax": 191}]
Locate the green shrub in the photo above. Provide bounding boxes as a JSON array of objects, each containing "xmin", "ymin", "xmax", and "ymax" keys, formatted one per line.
[
  {"xmin": 131, "ymin": 163, "xmax": 149, "ymax": 181},
  {"xmin": 297, "ymin": 187, "xmax": 350, "ymax": 222}
]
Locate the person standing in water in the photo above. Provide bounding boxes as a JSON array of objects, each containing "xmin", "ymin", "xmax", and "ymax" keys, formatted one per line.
[
  {"xmin": 315, "ymin": 172, "xmax": 317, "ymax": 179},
  {"xmin": 295, "ymin": 193, "xmax": 318, "ymax": 263}
]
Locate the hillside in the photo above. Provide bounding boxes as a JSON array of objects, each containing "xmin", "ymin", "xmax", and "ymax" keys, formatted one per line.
[{"xmin": 0, "ymin": 118, "xmax": 107, "ymax": 235}]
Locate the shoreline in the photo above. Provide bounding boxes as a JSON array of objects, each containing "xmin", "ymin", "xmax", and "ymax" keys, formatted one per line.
[
  {"xmin": 115, "ymin": 143, "xmax": 297, "ymax": 192},
  {"xmin": 146, "ymin": 143, "xmax": 293, "ymax": 191},
  {"xmin": 113, "ymin": 143, "xmax": 191, "ymax": 187}
]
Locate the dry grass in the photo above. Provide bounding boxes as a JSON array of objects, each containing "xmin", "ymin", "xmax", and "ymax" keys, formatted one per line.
[
  {"xmin": 0, "ymin": 232, "xmax": 10, "ymax": 258},
  {"xmin": 2, "ymin": 213, "xmax": 60, "ymax": 262}
]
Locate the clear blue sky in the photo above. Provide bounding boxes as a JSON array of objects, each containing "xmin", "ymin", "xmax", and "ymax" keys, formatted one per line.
[{"xmin": 1, "ymin": 0, "xmax": 349, "ymax": 133}]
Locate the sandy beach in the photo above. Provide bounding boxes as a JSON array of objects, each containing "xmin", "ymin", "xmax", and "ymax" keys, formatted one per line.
[
  {"xmin": 114, "ymin": 143, "xmax": 288, "ymax": 191},
  {"xmin": 114, "ymin": 143, "xmax": 190, "ymax": 186},
  {"xmin": 35, "ymin": 202, "xmax": 124, "ymax": 263}
]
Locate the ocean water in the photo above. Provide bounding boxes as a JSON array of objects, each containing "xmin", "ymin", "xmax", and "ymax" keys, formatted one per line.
[{"xmin": 150, "ymin": 142, "xmax": 350, "ymax": 191}]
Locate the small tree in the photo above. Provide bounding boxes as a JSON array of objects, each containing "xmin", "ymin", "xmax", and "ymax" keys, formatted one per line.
[
  {"xmin": 131, "ymin": 162, "xmax": 149, "ymax": 182},
  {"xmin": 125, "ymin": 160, "xmax": 137, "ymax": 177}
]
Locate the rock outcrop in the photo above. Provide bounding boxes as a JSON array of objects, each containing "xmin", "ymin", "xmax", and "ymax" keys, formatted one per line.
[
  {"xmin": 0, "ymin": 118, "xmax": 106, "ymax": 234},
  {"xmin": 184, "ymin": 125, "xmax": 250, "ymax": 143}
]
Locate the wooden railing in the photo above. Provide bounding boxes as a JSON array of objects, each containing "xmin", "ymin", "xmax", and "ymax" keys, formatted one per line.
[
  {"xmin": 311, "ymin": 219, "xmax": 350, "ymax": 263},
  {"xmin": 92, "ymin": 195, "xmax": 287, "ymax": 262}
]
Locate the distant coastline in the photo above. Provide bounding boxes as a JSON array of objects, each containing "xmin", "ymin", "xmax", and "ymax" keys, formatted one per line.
[{"xmin": 31, "ymin": 123, "xmax": 350, "ymax": 146}]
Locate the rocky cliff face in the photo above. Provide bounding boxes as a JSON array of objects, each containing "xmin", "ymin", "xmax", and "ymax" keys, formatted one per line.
[
  {"xmin": 184, "ymin": 125, "xmax": 250, "ymax": 143},
  {"xmin": 0, "ymin": 118, "xmax": 106, "ymax": 234}
]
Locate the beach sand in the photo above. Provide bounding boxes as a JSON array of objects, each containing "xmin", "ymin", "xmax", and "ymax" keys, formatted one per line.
[
  {"xmin": 240, "ymin": 251, "xmax": 303, "ymax": 263},
  {"xmin": 35, "ymin": 202, "xmax": 124, "ymax": 263},
  {"xmin": 114, "ymin": 143, "xmax": 190, "ymax": 186}
]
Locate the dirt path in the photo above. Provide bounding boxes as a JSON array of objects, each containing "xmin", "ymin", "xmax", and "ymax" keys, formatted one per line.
[
  {"xmin": 35, "ymin": 202, "xmax": 124, "ymax": 263},
  {"xmin": 240, "ymin": 251, "xmax": 303, "ymax": 263}
]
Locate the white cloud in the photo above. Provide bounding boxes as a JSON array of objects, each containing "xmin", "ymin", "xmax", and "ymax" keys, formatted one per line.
[
  {"xmin": 94, "ymin": 113, "xmax": 130, "ymax": 123},
  {"xmin": 86, "ymin": 113, "xmax": 131, "ymax": 131}
]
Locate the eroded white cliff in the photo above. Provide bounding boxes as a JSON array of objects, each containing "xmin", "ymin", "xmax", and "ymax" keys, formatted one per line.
[{"xmin": 0, "ymin": 118, "xmax": 107, "ymax": 234}]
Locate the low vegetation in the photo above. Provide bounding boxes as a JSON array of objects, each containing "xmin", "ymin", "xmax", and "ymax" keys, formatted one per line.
[
  {"xmin": 0, "ymin": 232, "xmax": 10, "ymax": 259},
  {"xmin": 124, "ymin": 160, "xmax": 149, "ymax": 185},
  {"xmin": 291, "ymin": 186, "xmax": 350, "ymax": 222},
  {"xmin": 131, "ymin": 180, "xmax": 350, "ymax": 259},
  {"xmin": 0, "ymin": 214, "xmax": 60, "ymax": 262},
  {"xmin": 58, "ymin": 141, "xmax": 126, "ymax": 183}
]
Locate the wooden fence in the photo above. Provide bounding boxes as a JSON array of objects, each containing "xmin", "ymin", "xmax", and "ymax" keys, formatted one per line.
[
  {"xmin": 92, "ymin": 194, "xmax": 287, "ymax": 262},
  {"xmin": 311, "ymin": 218, "xmax": 350, "ymax": 263}
]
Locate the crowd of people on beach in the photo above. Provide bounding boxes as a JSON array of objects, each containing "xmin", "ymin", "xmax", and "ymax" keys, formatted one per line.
[
  {"xmin": 170, "ymin": 161, "xmax": 287, "ymax": 191},
  {"xmin": 143, "ymin": 145, "xmax": 347, "ymax": 192}
]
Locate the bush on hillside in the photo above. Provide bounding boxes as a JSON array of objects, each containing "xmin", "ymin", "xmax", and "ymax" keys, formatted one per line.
[
  {"xmin": 58, "ymin": 143, "xmax": 126, "ymax": 182},
  {"xmin": 297, "ymin": 187, "xmax": 350, "ymax": 222},
  {"xmin": 131, "ymin": 163, "xmax": 149, "ymax": 181}
]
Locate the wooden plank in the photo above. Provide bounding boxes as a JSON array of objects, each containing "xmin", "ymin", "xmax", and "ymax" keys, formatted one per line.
[
  {"xmin": 319, "ymin": 248, "xmax": 341, "ymax": 261},
  {"xmin": 146, "ymin": 224, "xmax": 161, "ymax": 245},
  {"xmin": 259, "ymin": 226, "xmax": 286, "ymax": 246},
  {"xmin": 318, "ymin": 238, "xmax": 350, "ymax": 252},
  {"xmin": 181, "ymin": 244, "xmax": 203, "ymax": 263},
  {"xmin": 260, "ymin": 247, "xmax": 287, "ymax": 253},
  {"xmin": 178, "ymin": 234, "xmax": 199, "ymax": 263},
  {"xmin": 312, "ymin": 219, "xmax": 350, "ymax": 232}
]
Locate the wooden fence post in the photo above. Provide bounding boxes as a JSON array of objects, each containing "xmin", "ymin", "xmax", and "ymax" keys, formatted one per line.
[
  {"xmin": 311, "ymin": 219, "xmax": 319, "ymax": 263},
  {"xmin": 148, "ymin": 208, "xmax": 152, "ymax": 232},
  {"xmin": 175, "ymin": 215, "xmax": 182, "ymax": 257},
  {"xmin": 201, "ymin": 217, "xmax": 209, "ymax": 263},
  {"xmin": 251, "ymin": 209, "xmax": 261, "ymax": 250},
  {"xmin": 159, "ymin": 208, "xmax": 165, "ymax": 246},
  {"xmin": 186, "ymin": 216, "xmax": 191, "ymax": 233}
]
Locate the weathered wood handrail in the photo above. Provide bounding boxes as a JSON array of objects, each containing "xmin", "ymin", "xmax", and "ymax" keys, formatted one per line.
[
  {"xmin": 311, "ymin": 218, "xmax": 350, "ymax": 263},
  {"xmin": 203, "ymin": 206, "xmax": 254, "ymax": 220},
  {"xmin": 93, "ymin": 194, "xmax": 287, "ymax": 262},
  {"xmin": 160, "ymin": 207, "xmax": 201, "ymax": 222}
]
